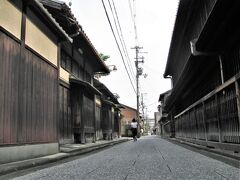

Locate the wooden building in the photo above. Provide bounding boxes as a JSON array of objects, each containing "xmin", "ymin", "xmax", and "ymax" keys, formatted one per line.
[
  {"xmin": 40, "ymin": 0, "xmax": 110, "ymax": 144},
  {"xmin": 94, "ymin": 79, "xmax": 121, "ymax": 140},
  {"xmin": 0, "ymin": 0, "xmax": 70, "ymax": 163},
  {"xmin": 158, "ymin": 90, "xmax": 171, "ymax": 137},
  {"xmin": 163, "ymin": 0, "xmax": 240, "ymax": 152}
]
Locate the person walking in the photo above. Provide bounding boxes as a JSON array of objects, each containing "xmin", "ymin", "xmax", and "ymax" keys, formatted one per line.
[{"xmin": 131, "ymin": 118, "xmax": 138, "ymax": 141}]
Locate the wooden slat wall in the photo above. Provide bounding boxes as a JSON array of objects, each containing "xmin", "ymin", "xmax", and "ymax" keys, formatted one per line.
[
  {"xmin": 195, "ymin": 104, "xmax": 206, "ymax": 140},
  {"xmin": 71, "ymin": 87, "xmax": 82, "ymax": 130},
  {"xmin": 0, "ymin": 31, "xmax": 20, "ymax": 144},
  {"xmin": 218, "ymin": 85, "xmax": 239, "ymax": 143},
  {"xmin": 173, "ymin": 83, "xmax": 240, "ymax": 145},
  {"xmin": 205, "ymin": 97, "xmax": 219, "ymax": 142},
  {"xmin": 95, "ymin": 104, "xmax": 102, "ymax": 140},
  {"xmin": 162, "ymin": 121, "xmax": 171, "ymax": 137},
  {"xmin": 102, "ymin": 105, "xmax": 112, "ymax": 131},
  {"xmin": 113, "ymin": 112, "xmax": 119, "ymax": 135},
  {"xmin": 0, "ymin": 31, "xmax": 58, "ymax": 145},
  {"xmin": 59, "ymin": 85, "xmax": 72, "ymax": 142},
  {"xmin": 83, "ymin": 94, "xmax": 94, "ymax": 129}
]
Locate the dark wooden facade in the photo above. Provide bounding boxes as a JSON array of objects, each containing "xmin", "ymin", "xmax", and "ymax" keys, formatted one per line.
[
  {"xmin": 70, "ymin": 78, "xmax": 101, "ymax": 143},
  {"xmin": 95, "ymin": 95, "xmax": 103, "ymax": 140},
  {"xmin": 41, "ymin": 0, "xmax": 109, "ymax": 144},
  {"xmin": 0, "ymin": 0, "xmax": 68, "ymax": 146},
  {"xmin": 158, "ymin": 91, "xmax": 171, "ymax": 137},
  {"xmin": 59, "ymin": 84, "xmax": 72, "ymax": 143},
  {"xmin": 163, "ymin": 0, "xmax": 240, "ymax": 152},
  {"xmin": 94, "ymin": 79, "xmax": 121, "ymax": 140}
]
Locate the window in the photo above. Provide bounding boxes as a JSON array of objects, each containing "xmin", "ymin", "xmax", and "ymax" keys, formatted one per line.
[
  {"xmin": 61, "ymin": 50, "xmax": 72, "ymax": 73},
  {"xmin": 66, "ymin": 56, "xmax": 71, "ymax": 72},
  {"xmin": 72, "ymin": 60, "xmax": 79, "ymax": 78},
  {"xmin": 61, "ymin": 51, "xmax": 66, "ymax": 69},
  {"xmin": 85, "ymin": 72, "xmax": 92, "ymax": 84}
]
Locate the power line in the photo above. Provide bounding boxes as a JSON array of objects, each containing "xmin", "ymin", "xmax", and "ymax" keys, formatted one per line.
[
  {"xmin": 128, "ymin": 0, "xmax": 135, "ymax": 26},
  {"xmin": 107, "ymin": 0, "xmax": 136, "ymax": 82},
  {"xmin": 101, "ymin": 0, "xmax": 136, "ymax": 94},
  {"xmin": 110, "ymin": 0, "xmax": 136, "ymax": 81},
  {"xmin": 146, "ymin": 101, "xmax": 158, "ymax": 107},
  {"xmin": 128, "ymin": 0, "xmax": 138, "ymax": 45},
  {"xmin": 130, "ymin": 0, "xmax": 138, "ymax": 45}
]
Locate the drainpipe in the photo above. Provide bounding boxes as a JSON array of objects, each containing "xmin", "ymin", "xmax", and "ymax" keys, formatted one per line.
[
  {"xmin": 219, "ymin": 55, "xmax": 224, "ymax": 84},
  {"xmin": 190, "ymin": 39, "xmax": 224, "ymax": 84}
]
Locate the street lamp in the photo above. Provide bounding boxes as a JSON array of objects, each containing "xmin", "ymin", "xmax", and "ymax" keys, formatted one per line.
[
  {"xmin": 94, "ymin": 65, "xmax": 117, "ymax": 80},
  {"xmin": 107, "ymin": 65, "xmax": 117, "ymax": 72}
]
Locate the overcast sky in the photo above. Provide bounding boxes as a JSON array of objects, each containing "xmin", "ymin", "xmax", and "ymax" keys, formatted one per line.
[{"xmin": 62, "ymin": 0, "xmax": 179, "ymax": 118}]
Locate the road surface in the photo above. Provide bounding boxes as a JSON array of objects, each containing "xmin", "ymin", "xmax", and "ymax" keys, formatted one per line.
[{"xmin": 13, "ymin": 136, "xmax": 239, "ymax": 180}]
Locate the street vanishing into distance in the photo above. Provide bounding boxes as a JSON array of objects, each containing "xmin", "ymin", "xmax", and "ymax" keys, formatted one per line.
[
  {"xmin": 1, "ymin": 0, "xmax": 240, "ymax": 179},
  {"xmin": 9, "ymin": 136, "xmax": 239, "ymax": 180}
]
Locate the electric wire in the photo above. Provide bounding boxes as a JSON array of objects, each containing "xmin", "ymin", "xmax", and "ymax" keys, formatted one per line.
[
  {"xmin": 107, "ymin": 0, "xmax": 136, "ymax": 82},
  {"xmin": 110, "ymin": 0, "xmax": 136, "ymax": 81},
  {"xmin": 130, "ymin": 0, "xmax": 139, "ymax": 45},
  {"xmin": 101, "ymin": 0, "xmax": 137, "ymax": 94},
  {"xmin": 146, "ymin": 101, "xmax": 159, "ymax": 107},
  {"xmin": 128, "ymin": 0, "xmax": 135, "ymax": 27}
]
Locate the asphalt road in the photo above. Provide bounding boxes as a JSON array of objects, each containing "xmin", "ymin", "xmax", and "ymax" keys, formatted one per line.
[{"xmin": 12, "ymin": 136, "xmax": 240, "ymax": 180}]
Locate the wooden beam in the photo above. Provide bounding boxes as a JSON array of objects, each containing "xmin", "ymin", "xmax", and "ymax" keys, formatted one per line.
[{"xmin": 235, "ymin": 81, "xmax": 240, "ymax": 130}]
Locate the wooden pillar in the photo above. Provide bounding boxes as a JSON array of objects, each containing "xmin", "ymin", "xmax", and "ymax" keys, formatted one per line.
[
  {"xmin": 57, "ymin": 42, "xmax": 61, "ymax": 145},
  {"xmin": 215, "ymin": 94, "xmax": 222, "ymax": 143},
  {"xmin": 219, "ymin": 55, "xmax": 224, "ymax": 85},
  {"xmin": 93, "ymin": 95, "xmax": 96, "ymax": 143},
  {"xmin": 202, "ymin": 102, "xmax": 208, "ymax": 142},
  {"xmin": 81, "ymin": 93, "xmax": 85, "ymax": 144},
  {"xmin": 194, "ymin": 107, "xmax": 198, "ymax": 140},
  {"xmin": 235, "ymin": 81, "xmax": 240, "ymax": 128}
]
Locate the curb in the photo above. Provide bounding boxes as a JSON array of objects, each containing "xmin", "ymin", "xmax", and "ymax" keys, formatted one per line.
[{"xmin": 0, "ymin": 139, "xmax": 130, "ymax": 176}]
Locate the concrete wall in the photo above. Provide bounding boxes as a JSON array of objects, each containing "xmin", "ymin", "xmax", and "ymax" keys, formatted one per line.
[{"xmin": 0, "ymin": 143, "xmax": 58, "ymax": 164}]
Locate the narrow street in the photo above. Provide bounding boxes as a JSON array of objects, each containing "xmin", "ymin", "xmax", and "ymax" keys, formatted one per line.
[{"xmin": 12, "ymin": 136, "xmax": 239, "ymax": 180}]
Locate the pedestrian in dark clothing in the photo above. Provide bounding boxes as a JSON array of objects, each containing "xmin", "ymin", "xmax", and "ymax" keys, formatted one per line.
[{"xmin": 131, "ymin": 118, "xmax": 138, "ymax": 141}]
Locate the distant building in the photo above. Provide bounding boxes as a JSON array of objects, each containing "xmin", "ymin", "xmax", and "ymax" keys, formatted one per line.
[
  {"xmin": 94, "ymin": 79, "xmax": 121, "ymax": 140},
  {"xmin": 154, "ymin": 112, "xmax": 161, "ymax": 135},
  {"xmin": 147, "ymin": 118, "xmax": 155, "ymax": 133},
  {"xmin": 120, "ymin": 104, "xmax": 137, "ymax": 137}
]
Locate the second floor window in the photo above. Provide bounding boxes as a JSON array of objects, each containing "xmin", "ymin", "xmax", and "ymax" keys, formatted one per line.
[{"xmin": 61, "ymin": 51, "xmax": 71, "ymax": 73}]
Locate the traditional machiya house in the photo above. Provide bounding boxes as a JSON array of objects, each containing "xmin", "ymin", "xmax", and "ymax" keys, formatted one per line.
[
  {"xmin": 40, "ymin": 0, "xmax": 109, "ymax": 144},
  {"xmin": 94, "ymin": 79, "xmax": 121, "ymax": 140},
  {"xmin": 164, "ymin": 0, "xmax": 240, "ymax": 152},
  {"xmin": 158, "ymin": 90, "xmax": 171, "ymax": 137},
  {"xmin": 120, "ymin": 104, "xmax": 137, "ymax": 137},
  {"xmin": 153, "ymin": 112, "xmax": 161, "ymax": 135},
  {"xmin": 0, "ymin": 0, "xmax": 71, "ymax": 163}
]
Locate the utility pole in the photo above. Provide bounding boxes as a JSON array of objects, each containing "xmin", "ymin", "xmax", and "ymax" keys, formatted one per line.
[
  {"xmin": 141, "ymin": 93, "xmax": 147, "ymax": 120},
  {"xmin": 131, "ymin": 46, "xmax": 144, "ymax": 137},
  {"xmin": 141, "ymin": 94, "xmax": 144, "ymax": 120}
]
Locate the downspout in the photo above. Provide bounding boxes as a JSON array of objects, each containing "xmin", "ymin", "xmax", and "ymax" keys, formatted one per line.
[{"xmin": 219, "ymin": 55, "xmax": 224, "ymax": 84}]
